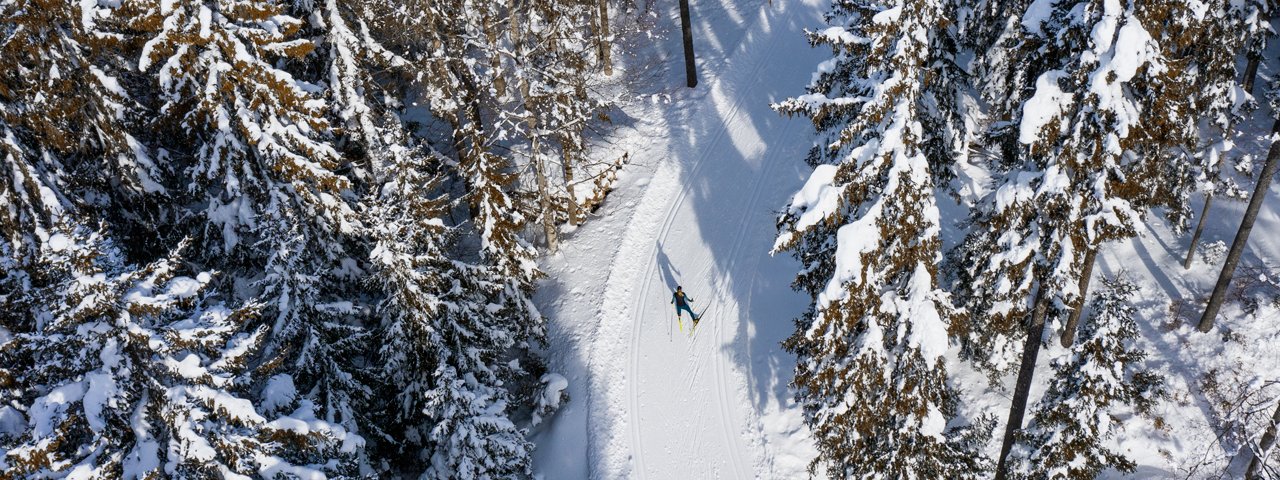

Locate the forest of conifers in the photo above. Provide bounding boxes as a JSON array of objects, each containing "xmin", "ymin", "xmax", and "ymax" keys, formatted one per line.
[{"xmin": 3, "ymin": 0, "xmax": 1280, "ymax": 478}]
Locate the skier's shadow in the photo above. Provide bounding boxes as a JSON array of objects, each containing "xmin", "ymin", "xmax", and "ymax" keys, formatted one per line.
[{"xmin": 656, "ymin": 241, "xmax": 681, "ymax": 292}]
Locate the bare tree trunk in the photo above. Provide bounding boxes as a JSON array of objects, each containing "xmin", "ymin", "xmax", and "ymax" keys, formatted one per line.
[
  {"xmin": 1246, "ymin": 401, "xmax": 1280, "ymax": 479},
  {"xmin": 1185, "ymin": 193, "xmax": 1214, "ymax": 269},
  {"xmin": 678, "ymin": 0, "xmax": 696, "ymax": 88},
  {"xmin": 532, "ymin": 138, "xmax": 558, "ymax": 252},
  {"xmin": 995, "ymin": 286, "xmax": 1050, "ymax": 480},
  {"xmin": 1200, "ymin": 118, "xmax": 1280, "ymax": 332},
  {"xmin": 519, "ymin": 75, "xmax": 557, "ymax": 251},
  {"xmin": 1060, "ymin": 247, "xmax": 1098, "ymax": 347},
  {"xmin": 562, "ymin": 145, "xmax": 583, "ymax": 225},
  {"xmin": 597, "ymin": 0, "xmax": 613, "ymax": 75}
]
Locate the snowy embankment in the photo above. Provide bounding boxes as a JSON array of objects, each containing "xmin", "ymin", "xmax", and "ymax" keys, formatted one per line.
[{"xmin": 529, "ymin": 0, "xmax": 824, "ymax": 477}]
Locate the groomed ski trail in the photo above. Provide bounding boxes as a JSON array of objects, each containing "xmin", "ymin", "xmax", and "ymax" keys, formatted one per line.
[{"xmin": 582, "ymin": 0, "xmax": 825, "ymax": 478}]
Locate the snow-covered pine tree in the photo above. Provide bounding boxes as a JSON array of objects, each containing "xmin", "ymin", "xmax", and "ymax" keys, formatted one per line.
[
  {"xmin": 0, "ymin": 0, "xmax": 166, "ymax": 263},
  {"xmin": 957, "ymin": 0, "xmax": 1032, "ymax": 59},
  {"xmin": 370, "ymin": 0, "xmax": 552, "ymax": 369},
  {"xmin": 1059, "ymin": 0, "xmax": 1221, "ymax": 345},
  {"xmin": 1233, "ymin": 0, "xmax": 1271, "ymax": 96},
  {"xmin": 0, "ymin": 227, "xmax": 355, "ymax": 478},
  {"xmin": 392, "ymin": 0, "xmax": 542, "ymax": 299},
  {"xmin": 960, "ymin": 0, "xmax": 1192, "ymax": 375},
  {"xmin": 773, "ymin": 0, "xmax": 991, "ymax": 476},
  {"xmin": 1007, "ymin": 275, "xmax": 1164, "ymax": 479},
  {"xmin": 54, "ymin": 0, "xmax": 170, "ymax": 244},
  {"xmin": 0, "ymin": 120, "xmax": 62, "ymax": 272},
  {"xmin": 366, "ymin": 129, "xmax": 533, "ymax": 478},
  {"xmin": 302, "ymin": 0, "xmax": 412, "ymax": 170},
  {"xmin": 134, "ymin": 0, "xmax": 368, "ymax": 465},
  {"xmin": 270, "ymin": 0, "xmax": 549, "ymax": 470},
  {"xmin": 322, "ymin": 0, "xmax": 560, "ymax": 470},
  {"xmin": 955, "ymin": 0, "xmax": 1199, "ymax": 475}
]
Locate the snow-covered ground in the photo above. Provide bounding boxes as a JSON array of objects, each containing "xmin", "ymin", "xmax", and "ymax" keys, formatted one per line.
[{"xmin": 530, "ymin": 0, "xmax": 1280, "ymax": 478}]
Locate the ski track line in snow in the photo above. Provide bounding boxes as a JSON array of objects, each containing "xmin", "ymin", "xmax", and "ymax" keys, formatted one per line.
[
  {"xmin": 625, "ymin": 9, "xmax": 787, "ymax": 480},
  {"xmin": 691, "ymin": 101, "xmax": 796, "ymax": 479},
  {"xmin": 711, "ymin": 112, "xmax": 797, "ymax": 480},
  {"xmin": 721, "ymin": 126, "xmax": 794, "ymax": 475},
  {"xmin": 676, "ymin": 94, "xmax": 793, "ymax": 479},
  {"xmin": 586, "ymin": 0, "xmax": 815, "ymax": 477}
]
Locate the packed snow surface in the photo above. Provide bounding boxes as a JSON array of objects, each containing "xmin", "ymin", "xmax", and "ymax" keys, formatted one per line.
[{"xmin": 531, "ymin": 0, "xmax": 823, "ymax": 477}]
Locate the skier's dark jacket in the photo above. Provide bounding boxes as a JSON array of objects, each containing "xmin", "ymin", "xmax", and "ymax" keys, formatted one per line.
[{"xmin": 672, "ymin": 291, "xmax": 692, "ymax": 307}]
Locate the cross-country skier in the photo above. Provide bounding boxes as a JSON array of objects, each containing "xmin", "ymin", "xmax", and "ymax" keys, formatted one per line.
[{"xmin": 671, "ymin": 285, "xmax": 699, "ymax": 324}]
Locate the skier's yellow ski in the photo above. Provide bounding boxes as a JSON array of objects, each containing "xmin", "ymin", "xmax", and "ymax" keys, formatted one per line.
[{"xmin": 688, "ymin": 305, "xmax": 710, "ymax": 337}]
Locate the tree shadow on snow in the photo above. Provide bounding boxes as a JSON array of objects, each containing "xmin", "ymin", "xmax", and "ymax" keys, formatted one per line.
[{"xmin": 652, "ymin": 0, "xmax": 823, "ymax": 429}]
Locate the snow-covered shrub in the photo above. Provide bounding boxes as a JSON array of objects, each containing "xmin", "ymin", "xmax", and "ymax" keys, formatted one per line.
[
  {"xmin": 1201, "ymin": 240, "xmax": 1229, "ymax": 265},
  {"xmin": 531, "ymin": 373, "xmax": 570, "ymax": 427}
]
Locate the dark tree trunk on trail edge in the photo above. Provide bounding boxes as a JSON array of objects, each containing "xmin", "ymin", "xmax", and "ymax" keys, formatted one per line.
[
  {"xmin": 1185, "ymin": 193, "xmax": 1213, "ymax": 269},
  {"xmin": 995, "ymin": 287, "xmax": 1050, "ymax": 480},
  {"xmin": 1246, "ymin": 401, "xmax": 1280, "ymax": 479},
  {"xmin": 1060, "ymin": 247, "xmax": 1098, "ymax": 347},
  {"xmin": 1199, "ymin": 118, "xmax": 1280, "ymax": 332},
  {"xmin": 679, "ymin": 0, "xmax": 697, "ymax": 88}
]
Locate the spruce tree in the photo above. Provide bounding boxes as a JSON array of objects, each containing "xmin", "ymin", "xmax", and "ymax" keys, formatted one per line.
[
  {"xmin": 0, "ymin": 0, "xmax": 622, "ymax": 473},
  {"xmin": 373, "ymin": 0, "xmax": 555, "ymax": 386},
  {"xmin": 0, "ymin": 0, "xmax": 164, "ymax": 263},
  {"xmin": 306, "ymin": 0, "xmax": 412, "ymax": 162},
  {"xmin": 1007, "ymin": 275, "xmax": 1164, "ymax": 480},
  {"xmin": 364, "ymin": 114, "xmax": 534, "ymax": 477},
  {"xmin": 0, "ymin": 228, "xmax": 354, "ymax": 478},
  {"xmin": 135, "ymin": 0, "xmax": 369, "ymax": 463},
  {"xmin": 774, "ymin": 0, "xmax": 990, "ymax": 476},
  {"xmin": 1157, "ymin": 0, "xmax": 1253, "ymax": 269},
  {"xmin": 1061, "ymin": 0, "xmax": 1217, "ymax": 344},
  {"xmin": 1233, "ymin": 0, "xmax": 1271, "ymax": 96},
  {"xmin": 386, "ymin": 0, "xmax": 544, "ymax": 325}
]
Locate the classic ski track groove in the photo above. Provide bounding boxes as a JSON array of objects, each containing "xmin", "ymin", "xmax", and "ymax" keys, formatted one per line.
[
  {"xmin": 703, "ymin": 106, "xmax": 794, "ymax": 480},
  {"xmin": 626, "ymin": 9, "xmax": 784, "ymax": 477},
  {"xmin": 727, "ymin": 118, "xmax": 795, "ymax": 478},
  {"xmin": 580, "ymin": 1, "xmax": 811, "ymax": 477}
]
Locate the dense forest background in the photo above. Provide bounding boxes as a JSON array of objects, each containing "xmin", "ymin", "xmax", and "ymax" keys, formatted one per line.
[{"xmin": 4, "ymin": 0, "xmax": 1280, "ymax": 478}]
